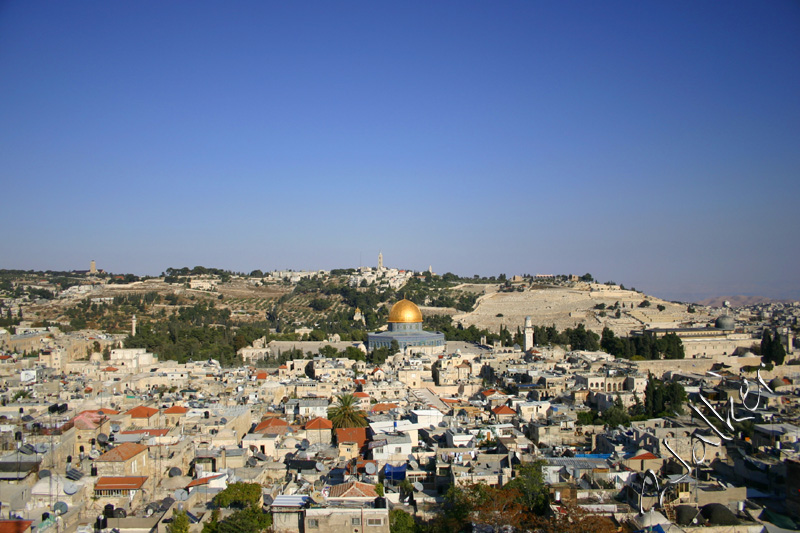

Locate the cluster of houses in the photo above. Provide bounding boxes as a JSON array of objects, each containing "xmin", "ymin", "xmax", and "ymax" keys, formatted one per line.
[{"xmin": 0, "ymin": 330, "xmax": 799, "ymax": 532}]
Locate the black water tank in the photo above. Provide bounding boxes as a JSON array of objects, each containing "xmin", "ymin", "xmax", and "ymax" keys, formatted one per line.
[
  {"xmin": 104, "ymin": 503, "xmax": 115, "ymax": 518},
  {"xmin": 96, "ymin": 515, "xmax": 107, "ymax": 530},
  {"xmin": 42, "ymin": 512, "xmax": 50, "ymax": 522},
  {"xmin": 91, "ymin": 465, "xmax": 98, "ymax": 477}
]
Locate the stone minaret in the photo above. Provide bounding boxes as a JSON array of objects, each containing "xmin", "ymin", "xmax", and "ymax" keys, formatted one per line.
[
  {"xmin": 524, "ymin": 316, "xmax": 534, "ymax": 352},
  {"xmin": 132, "ymin": 315, "xmax": 137, "ymax": 337},
  {"xmin": 90, "ymin": 260, "xmax": 97, "ymax": 274},
  {"xmin": 378, "ymin": 251, "xmax": 383, "ymax": 270}
]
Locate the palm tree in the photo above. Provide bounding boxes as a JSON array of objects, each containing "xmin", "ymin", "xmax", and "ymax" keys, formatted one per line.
[{"xmin": 328, "ymin": 393, "xmax": 367, "ymax": 429}]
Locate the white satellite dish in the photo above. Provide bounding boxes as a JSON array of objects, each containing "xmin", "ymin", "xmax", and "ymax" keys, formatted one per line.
[
  {"xmin": 365, "ymin": 462, "xmax": 377, "ymax": 475},
  {"xmin": 409, "ymin": 460, "xmax": 419, "ymax": 470},
  {"xmin": 310, "ymin": 491, "xmax": 325, "ymax": 504},
  {"xmin": 53, "ymin": 501, "xmax": 69, "ymax": 515},
  {"xmin": 174, "ymin": 489, "xmax": 189, "ymax": 501},
  {"xmin": 34, "ymin": 443, "xmax": 48, "ymax": 454},
  {"xmin": 413, "ymin": 482, "xmax": 423, "ymax": 492},
  {"xmin": 315, "ymin": 462, "xmax": 324, "ymax": 472},
  {"xmin": 63, "ymin": 482, "xmax": 79, "ymax": 496}
]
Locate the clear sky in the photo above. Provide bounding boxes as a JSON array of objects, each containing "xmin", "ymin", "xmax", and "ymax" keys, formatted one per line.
[{"xmin": 1, "ymin": 1, "xmax": 798, "ymax": 302}]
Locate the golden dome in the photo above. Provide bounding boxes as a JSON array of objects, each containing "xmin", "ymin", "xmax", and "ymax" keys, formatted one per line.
[{"xmin": 388, "ymin": 299, "xmax": 423, "ymax": 323}]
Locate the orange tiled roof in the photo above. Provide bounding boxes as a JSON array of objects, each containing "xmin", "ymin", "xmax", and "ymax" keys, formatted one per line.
[
  {"xmin": 95, "ymin": 442, "xmax": 148, "ymax": 462},
  {"xmin": 102, "ymin": 366, "xmax": 118, "ymax": 372},
  {"xmin": 0, "ymin": 520, "xmax": 33, "ymax": 533},
  {"xmin": 492, "ymin": 405, "xmax": 515, "ymax": 415},
  {"xmin": 187, "ymin": 474, "xmax": 224, "ymax": 488},
  {"xmin": 164, "ymin": 405, "xmax": 188, "ymax": 414},
  {"xmin": 256, "ymin": 372, "xmax": 267, "ymax": 380},
  {"xmin": 481, "ymin": 389, "xmax": 498, "ymax": 397},
  {"xmin": 628, "ymin": 451, "xmax": 659, "ymax": 461},
  {"xmin": 125, "ymin": 406, "xmax": 158, "ymax": 419},
  {"xmin": 253, "ymin": 417, "xmax": 289, "ymax": 434},
  {"xmin": 353, "ymin": 392, "xmax": 370, "ymax": 398},
  {"xmin": 335, "ymin": 427, "xmax": 367, "ymax": 449},
  {"xmin": 305, "ymin": 417, "xmax": 333, "ymax": 430},
  {"xmin": 328, "ymin": 481, "xmax": 378, "ymax": 498},
  {"xmin": 94, "ymin": 476, "xmax": 147, "ymax": 490},
  {"xmin": 371, "ymin": 403, "xmax": 397, "ymax": 413}
]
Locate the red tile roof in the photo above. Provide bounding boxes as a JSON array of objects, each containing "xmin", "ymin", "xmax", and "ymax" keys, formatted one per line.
[
  {"xmin": 187, "ymin": 474, "xmax": 224, "ymax": 488},
  {"xmin": 164, "ymin": 405, "xmax": 188, "ymax": 414},
  {"xmin": 253, "ymin": 417, "xmax": 289, "ymax": 434},
  {"xmin": 256, "ymin": 372, "xmax": 267, "ymax": 380},
  {"xmin": 482, "ymin": 389, "xmax": 498, "ymax": 397},
  {"xmin": 328, "ymin": 481, "xmax": 378, "ymax": 498},
  {"xmin": 628, "ymin": 451, "xmax": 659, "ymax": 461},
  {"xmin": 353, "ymin": 392, "xmax": 370, "ymax": 398},
  {"xmin": 94, "ymin": 476, "xmax": 147, "ymax": 491},
  {"xmin": 335, "ymin": 427, "xmax": 367, "ymax": 450},
  {"xmin": 125, "ymin": 406, "xmax": 158, "ymax": 419},
  {"xmin": 0, "ymin": 521, "xmax": 32, "ymax": 533},
  {"xmin": 492, "ymin": 405, "xmax": 516, "ymax": 415},
  {"xmin": 305, "ymin": 417, "xmax": 333, "ymax": 430},
  {"xmin": 371, "ymin": 403, "xmax": 398, "ymax": 413},
  {"xmin": 95, "ymin": 442, "xmax": 148, "ymax": 462},
  {"xmin": 102, "ymin": 366, "xmax": 119, "ymax": 372}
]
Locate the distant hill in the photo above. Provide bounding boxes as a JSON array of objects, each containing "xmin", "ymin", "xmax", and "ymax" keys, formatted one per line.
[{"xmin": 697, "ymin": 295, "xmax": 790, "ymax": 308}]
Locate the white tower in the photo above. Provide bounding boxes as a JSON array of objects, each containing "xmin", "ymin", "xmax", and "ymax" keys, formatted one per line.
[
  {"xmin": 132, "ymin": 315, "xmax": 137, "ymax": 337},
  {"xmin": 524, "ymin": 316, "xmax": 534, "ymax": 352},
  {"xmin": 378, "ymin": 251, "xmax": 383, "ymax": 270}
]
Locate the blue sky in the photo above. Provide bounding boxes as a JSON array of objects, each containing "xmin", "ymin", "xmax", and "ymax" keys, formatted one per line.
[{"xmin": 1, "ymin": 1, "xmax": 798, "ymax": 301}]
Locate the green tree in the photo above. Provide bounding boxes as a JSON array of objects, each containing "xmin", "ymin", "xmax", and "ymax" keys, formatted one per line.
[
  {"xmin": 166, "ymin": 509, "xmax": 190, "ymax": 533},
  {"xmin": 389, "ymin": 508, "xmax": 416, "ymax": 533},
  {"xmin": 505, "ymin": 460, "xmax": 550, "ymax": 515},
  {"xmin": 212, "ymin": 482, "xmax": 263, "ymax": 509},
  {"xmin": 328, "ymin": 393, "xmax": 367, "ymax": 428}
]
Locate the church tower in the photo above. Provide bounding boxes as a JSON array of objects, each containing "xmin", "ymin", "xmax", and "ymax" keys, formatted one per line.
[
  {"xmin": 378, "ymin": 251, "xmax": 383, "ymax": 270},
  {"xmin": 524, "ymin": 316, "xmax": 533, "ymax": 352}
]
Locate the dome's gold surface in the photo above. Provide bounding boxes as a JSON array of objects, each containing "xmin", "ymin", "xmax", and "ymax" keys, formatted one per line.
[{"xmin": 388, "ymin": 299, "xmax": 423, "ymax": 323}]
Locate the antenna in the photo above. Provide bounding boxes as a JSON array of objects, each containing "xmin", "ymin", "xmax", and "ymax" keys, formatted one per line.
[{"xmin": 365, "ymin": 462, "xmax": 377, "ymax": 475}]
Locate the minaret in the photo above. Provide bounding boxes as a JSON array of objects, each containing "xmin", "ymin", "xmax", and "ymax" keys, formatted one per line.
[
  {"xmin": 90, "ymin": 260, "xmax": 97, "ymax": 275},
  {"xmin": 131, "ymin": 315, "xmax": 137, "ymax": 337},
  {"xmin": 378, "ymin": 251, "xmax": 383, "ymax": 270},
  {"xmin": 524, "ymin": 316, "xmax": 534, "ymax": 352}
]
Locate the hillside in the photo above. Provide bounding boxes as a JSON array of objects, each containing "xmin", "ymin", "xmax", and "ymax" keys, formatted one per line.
[{"xmin": 453, "ymin": 283, "xmax": 716, "ymax": 336}]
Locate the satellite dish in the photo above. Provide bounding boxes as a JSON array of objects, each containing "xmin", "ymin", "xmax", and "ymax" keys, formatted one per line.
[
  {"xmin": 39, "ymin": 469, "xmax": 52, "ymax": 479},
  {"xmin": 114, "ymin": 508, "xmax": 126, "ymax": 518},
  {"xmin": 34, "ymin": 443, "xmax": 48, "ymax": 454},
  {"xmin": 173, "ymin": 489, "xmax": 189, "ymax": 502},
  {"xmin": 365, "ymin": 462, "xmax": 377, "ymax": 475},
  {"xmin": 63, "ymin": 482, "xmax": 79, "ymax": 496},
  {"xmin": 246, "ymin": 457, "xmax": 257, "ymax": 467},
  {"xmin": 310, "ymin": 491, "xmax": 325, "ymax": 504},
  {"xmin": 53, "ymin": 502, "xmax": 68, "ymax": 516},
  {"xmin": 89, "ymin": 449, "xmax": 101, "ymax": 459},
  {"xmin": 97, "ymin": 433, "xmax": 109, "ymax": 445},
  {"xmin": 255, "ymin": 452, "xmax": 268, "ymax": 461},
  {"xmin": 413, "ymin": 482, "xmax": 424, "ymax": 492},
  {"xmin": 315, "ymin": 462, "xmax": 324, "ymax": 472},
  {"xmin": 169, "ymin": 467, "xmax": 182, "ymax": 478},
  {"xmin": 111, "ymin": 424, "xmax": 120, "ymax": 433},
  {"xmin": 409, "ymin": 461, "xmax": 419, "ymax": 470},
  {"xmin": 220, "ymin": 418, "xmax": 228, "ymax": 425}
]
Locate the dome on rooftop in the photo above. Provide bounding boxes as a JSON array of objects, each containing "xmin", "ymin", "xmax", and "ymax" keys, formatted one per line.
[
  {"xmin": 388, "ymin": 299, "xmax": 423, "ymax": 324},
  {"xmin": 715, "ymin": 316, "xmax": 735, "ymax": 330}
]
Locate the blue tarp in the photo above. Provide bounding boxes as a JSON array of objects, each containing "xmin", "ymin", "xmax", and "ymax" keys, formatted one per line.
[{"xmin": 384, "ymin": 464, "xmax": 407, "ymax": 481}]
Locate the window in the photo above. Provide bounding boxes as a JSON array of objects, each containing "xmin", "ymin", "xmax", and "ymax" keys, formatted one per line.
[
  {"xmin": 367, "ymin": 518, "xmax": 383, "ymax": 526},
  {"xmin": 395, "ymin": 447, "xmax": 402, "ymax": 453},
  {"xmin": 308, "ymin": 519, "xmax": 319, "ymax": 529},
  {"xmin": 351, "ymin": 517, "xmax": 361, "ymax": 526}
]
